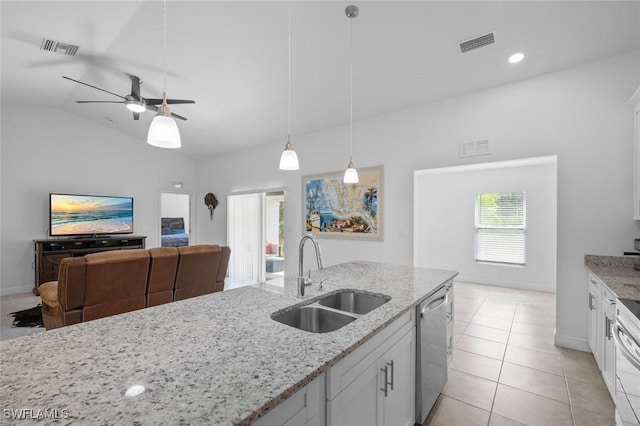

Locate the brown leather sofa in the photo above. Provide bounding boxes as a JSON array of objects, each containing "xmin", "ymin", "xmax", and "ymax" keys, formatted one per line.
[{"xmin": 39, "ymin": 244, "xmax": 230, "ymax": 330}]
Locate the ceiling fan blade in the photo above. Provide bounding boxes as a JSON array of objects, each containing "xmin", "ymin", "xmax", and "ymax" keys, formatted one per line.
[
  {"xmin": 75, "ymin": 101, "xmax": 125, "ymax": 104},
  {"xmin": 62, "ymin": 76, "xmax": 126, "ymax": 100},
  {"xmin": 145, "ymin": 98, "xmax": 195, "ymax": 105},
  {"xmin": 171, "ymin": 112, "xmax": 188, "ymax": 121},
  {"xmin": 129, "ymin": 75, "xmax": 142, "ymax": 100}
]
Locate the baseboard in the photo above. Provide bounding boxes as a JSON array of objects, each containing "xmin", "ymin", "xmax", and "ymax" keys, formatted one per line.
[
  {"xmin": 455, "ymin": 275, "xmax": 555, "ymax": 294},
  {"xmin": 0, "ymin": 284, "xmax": 35, "ymax": 297},
  {"xmin": 554, "ymin": 333, "xmax": 590, "ymax": 351}
]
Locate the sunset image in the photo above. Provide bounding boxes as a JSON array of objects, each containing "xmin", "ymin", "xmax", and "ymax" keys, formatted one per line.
[{"xmin": 50, "ymin": 194, "xmax": 133, "ymax": 236}]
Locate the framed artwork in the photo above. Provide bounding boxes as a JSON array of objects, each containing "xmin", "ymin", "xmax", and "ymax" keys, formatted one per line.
[{"xmin": 302, "ymin": 165, "xmax": 383, "ymax": 240}]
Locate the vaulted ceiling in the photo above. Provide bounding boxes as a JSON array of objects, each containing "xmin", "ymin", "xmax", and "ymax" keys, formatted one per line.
[{"xmin": 2, "ymin": 1, "xmax": 639, "ymax": 159}]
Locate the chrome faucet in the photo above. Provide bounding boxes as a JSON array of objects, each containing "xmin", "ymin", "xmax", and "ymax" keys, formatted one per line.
[{"xmin": 297, "ymin": 233, "xmax": 324, "ymax": 297}]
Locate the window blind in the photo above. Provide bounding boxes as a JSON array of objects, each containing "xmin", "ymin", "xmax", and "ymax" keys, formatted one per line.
[{"xmin": 475, "ymin": 192, "xmax": 526, "ymax": 265}]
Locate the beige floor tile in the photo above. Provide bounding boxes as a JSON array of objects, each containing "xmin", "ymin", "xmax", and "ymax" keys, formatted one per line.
[
  {"xmin": 423, "ymin": 395, "xmax": 490, "ymax": 426},
  {"xmin": 453, "ymin": 320, "xmax": 469, "ymax": 335},
  {"xmin": 512, "ymin": 311, "xmax": 556, "ymax": 328},
  {"xmin": 441, "ymin": 368, "xmax": 498, "ymax": 411},
  {"xmin": 572, "ymin": 405, "xmax": 615, "ymax": 426},
  {"xmin": 455, "ymin": 310, "xmax": 475, "ymax": 322},
  {"xmin": 464, "ymin": 323, "xmax": 510, "ymax": 344},
  {"xmin": 492, "ymin": 384, "xmax": 573, "ymax": 426},
  {"xmin": 476, "ymin": 306, "xmax": 515, "ymax": 321},
  {"xmin": 510, "ymin": 321, "xmax": 555, "ymax": 340},
  {"xmin": 517, "ymin": 291, "xmax": 555, "ymax": 304},
  {"xmin": 453, "ymin": 332, "xmax": 464, "ymax": 346},
  {"xmin": 507, "ymin": 331, "xmax": 560, "ymax": 356},
  {"xmin": 471, "ymin": 314, "xmax": 513, "ymax": 331},
  {"xmin": 455, "ymin": 297, "xmax": 485, "ymax": 313},
  {"xmin": 455, "ymin": 334, "xmax": 506, "ymax": 360},
  {"xmin": 483, "ymin": 300, "xmax": 517, "ymax": 311},
  {"xmin": 498, "ymin": 362, "xmax": 568, "ymax": 403},
  {"xmin": 560, "ymin": 348, "xmax": 603, "ymax": 384},
  {"xmin": 449, "ymin": 349, "xmax": 503, "ymax": 382},
  {"xmin": 504, "ymin": 345, "xmax": 564, "ymax": 376},
  {"xmin": 566, "ymin": 377, "xmax": 615, "ymax": 418},
  {"xmin": 1, "ymin": 292, "xmax": 45, "ymax": 341},
  {"xmin": 488, "ymin": 413, "xmax": 527, "ymax": 426}
]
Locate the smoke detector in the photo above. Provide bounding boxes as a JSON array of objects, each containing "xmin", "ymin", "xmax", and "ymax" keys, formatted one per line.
[
  {"xmin": 458, "ymin": 32, "xmax": 495, "ymax": 54},
  {"xmin": 40, "ymin": 38, "xmax": 79, "ymax": 56}
]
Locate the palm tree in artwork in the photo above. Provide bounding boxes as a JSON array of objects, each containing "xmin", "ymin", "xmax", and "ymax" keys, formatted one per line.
[{"xmin": 363, "ymin": 187, "xmax": 377, "ymax": 213}]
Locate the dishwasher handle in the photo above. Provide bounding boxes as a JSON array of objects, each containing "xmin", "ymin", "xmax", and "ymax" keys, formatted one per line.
[{"xmin": 420, "ymin": 293, "xmax": 448, "ymax": 318}]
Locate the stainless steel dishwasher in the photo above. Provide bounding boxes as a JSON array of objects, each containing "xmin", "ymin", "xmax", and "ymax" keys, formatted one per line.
[{"xmin": 415, "ymin": 282, "xmax": 451, "ymax": 424}]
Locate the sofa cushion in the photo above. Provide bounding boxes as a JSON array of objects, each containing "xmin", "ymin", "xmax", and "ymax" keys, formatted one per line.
[{"xmin": 174, "ymin": 245, "xmax": 221, "ymax": 301}]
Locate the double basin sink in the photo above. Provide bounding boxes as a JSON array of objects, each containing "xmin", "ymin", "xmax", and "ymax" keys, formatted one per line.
[{"xmin": 271, "ymin": 290, "xmax": 391, "ymax": 333}]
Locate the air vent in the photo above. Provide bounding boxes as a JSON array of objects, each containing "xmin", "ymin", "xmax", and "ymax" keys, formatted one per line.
[
  {"xmin": 460, "ymin": 140, "xmax": 490, "ymax": 158},
  {"xmin": 40, "ymin": 38, "xmax": 79, "ymax": 56},
  {"xmin": 458, "ymin": 32, "xmax": 495, "ymax": 53}
]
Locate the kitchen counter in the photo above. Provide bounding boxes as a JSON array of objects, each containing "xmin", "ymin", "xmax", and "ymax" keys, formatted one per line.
[
  {"xmin": 0, "ymin": 261, "xmax": 457, "ymax": 425},
  {"xmin": 585, "ymin": 255, "xmax": 640, "ymax": 300}
]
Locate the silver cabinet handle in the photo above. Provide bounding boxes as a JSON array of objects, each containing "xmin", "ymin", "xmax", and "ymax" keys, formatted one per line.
[
  {"xmin": 605, "ymin": 316, "xmax": 612, "ymax": 340},
  {"xmin": 387, "ymin": 360, "xmax": 394, "ymax": 391},
  {"xmin": 588, "ymin": 293, "xmax": 595, "ymax": 311},
  {"xmin": 380, "ymin": 364, "xmax": 388, "ymax": 397}
]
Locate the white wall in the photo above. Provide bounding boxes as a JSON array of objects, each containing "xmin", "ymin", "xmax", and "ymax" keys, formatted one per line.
[
  {"xmin": 266, "ymin": 194, "xmax": 283, "ymax": 247},
  {"xmin": 0, "ymin": 105, "xmax": 197, "ymax": 295},
  {"xmin": 414, "ymin": 156, "xmax": 557, "ymax": 293},
  {"xmin": 197, "ymin": 50, "xmax": 640, "ymax": 350}
]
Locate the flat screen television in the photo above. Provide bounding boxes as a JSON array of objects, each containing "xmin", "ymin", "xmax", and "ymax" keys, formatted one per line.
[{"xmin": 49, "ymin": 193, "xmax": 134, "ymax": 237}]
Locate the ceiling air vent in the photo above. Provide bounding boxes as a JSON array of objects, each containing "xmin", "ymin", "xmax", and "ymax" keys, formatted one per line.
[
  {"xmin": 460, "ymin": 140, "xmax": 490, "ymax": 158},
  {"xmin": 458, "ymin": 32, "xmax": 495, "ymax": 54},
  {"xmin": 40, "ymin": 38, "xmax": 79, "ymax": 56}
]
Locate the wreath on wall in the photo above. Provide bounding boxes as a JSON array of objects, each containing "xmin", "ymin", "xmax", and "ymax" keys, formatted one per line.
[{"xmin": 204, "ymin": 193, "xmax": 218, "ymax": 221}]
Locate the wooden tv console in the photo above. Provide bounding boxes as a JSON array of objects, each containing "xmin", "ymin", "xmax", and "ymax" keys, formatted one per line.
[{"xmin": 33, "ymin": 235, "xmax": 146, "ymax": 295}]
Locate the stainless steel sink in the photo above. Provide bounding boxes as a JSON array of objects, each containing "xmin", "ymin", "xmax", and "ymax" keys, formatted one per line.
[
  {"xmin": 271, "ymin": 306, "xmax": 356, "ymax": 333},
  {"xmin": 318, "ymin": 291, "xmax": 391, "ymax": 315}
]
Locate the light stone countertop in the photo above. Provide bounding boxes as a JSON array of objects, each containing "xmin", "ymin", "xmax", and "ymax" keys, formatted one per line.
[
  {"xmin": 585, "ymin": 255, "xmax": 640, "ymax": 300},
  {"xmin": 0, "ymin": 261, "xmax": 457, "ymax": 425}
]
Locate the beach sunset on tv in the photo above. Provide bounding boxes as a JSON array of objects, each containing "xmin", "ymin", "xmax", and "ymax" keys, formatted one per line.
[{"xmin": 50, "ymin": 194, "xmax": 133, "ymax": 236}]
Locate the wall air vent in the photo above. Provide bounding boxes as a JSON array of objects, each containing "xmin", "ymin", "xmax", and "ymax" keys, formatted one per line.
[
  {"xmin": 458, "ymin": 32, "xmax": 495, "ymax": 53},
  {"xmin": 460, "ymin": 140, "xmax": 490, "ymax": 158},
  {"xmin": 40, "ymin": 38, "xmax": 79, "ymax": 56}
]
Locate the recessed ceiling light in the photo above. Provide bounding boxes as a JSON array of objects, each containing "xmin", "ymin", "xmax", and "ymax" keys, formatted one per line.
[{"xmin": 509, "ymin": 52, "xmax": 525, "ymax": 64}]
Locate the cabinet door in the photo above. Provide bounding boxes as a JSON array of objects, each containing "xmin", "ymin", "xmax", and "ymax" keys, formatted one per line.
[
  {"xmin": 382, "ymin": 329, "xmax": 414, "ymax": 426},
  {"xmin": 587, "ymin": 276, "xmax": 600, "ymax": 359},
  {"xmin": 327, "ymin": 358, "xmax": 382, "ymax": 426},
  {"xmin": 602, "ymin": 309, "xmax": 616, "ymax": 394}
]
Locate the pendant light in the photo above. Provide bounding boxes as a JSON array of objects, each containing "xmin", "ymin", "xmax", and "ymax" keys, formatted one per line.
[
  {"xmin": 343, "ymin": 5, "xmax": 359, "ymax": 184},
  {"xmin": 147, "ymin": 0, "xmax": 181, "ymax": 149},
  {"xmin": 279, "ymin": 0, "xmax": 299, "ymax": 170}
]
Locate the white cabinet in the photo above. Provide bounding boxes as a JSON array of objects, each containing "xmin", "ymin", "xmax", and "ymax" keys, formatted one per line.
[
  {"xmin": 446, "ymin": 282, "xmax": 454, "ymax": 363},
  {"xmin": 587, "ymin": 274, "xmax": 602, "ymax": 368},
  {"xmin": 326, "ymin": 310, "xmax": 415, "ymax": 426},
  {"xmin": 601, "ymin": 285, "xmax": 617, "ymax": 395},
  {"xmin": 628, "ymin": 86, "xmax": 640, "ymax": 219},
  {"xmin": 254, "ymin": 374, "xmax": 325, "ymax": 426},
  {"xmin": 586, "ymin": 271, "xmax": 616, "ymax": 397}
]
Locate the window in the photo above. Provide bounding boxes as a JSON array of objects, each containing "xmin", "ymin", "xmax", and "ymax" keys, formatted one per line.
[{"xmin": 475, "ymin": 192, "xmax": 526, "ymax": 265}]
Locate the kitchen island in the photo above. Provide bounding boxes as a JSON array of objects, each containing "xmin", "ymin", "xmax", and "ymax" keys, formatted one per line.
[{"xmin": 0, "ymin": 261, "xmax": 457, "ymax": 425}]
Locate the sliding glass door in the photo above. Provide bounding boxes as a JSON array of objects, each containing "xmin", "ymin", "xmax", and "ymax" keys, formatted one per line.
[{"xmin": 227, "ymin": 192, "xmax": 265, "ymax": 285}]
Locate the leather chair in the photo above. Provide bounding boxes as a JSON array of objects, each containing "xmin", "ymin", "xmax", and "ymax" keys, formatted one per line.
[
  {"xmin": 39, "ymin": 256, "xmax": 87, "ymax": 330},
  {"xmin": 214, "ymin": 246, "xmax": 231, "ymax": 292},
  {"xmin": 146, "ymin": 247, "xmax": 179, "ymax": 307},
  {"xmin": 174, "ymin": 245, "xmax": 221, "ymax": 301},
  {"xmin": 82, "ymin": 249, "xmax": 150, "ymax": 322}
]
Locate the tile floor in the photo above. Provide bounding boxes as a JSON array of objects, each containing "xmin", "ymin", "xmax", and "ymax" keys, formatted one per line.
[
  {"xmin": 424, "ymin": 282, "xmax": 615, "ymax": 426},
  {"xmin": 0, "ymin": 292, "xmax": 45, "ymax": 341}
]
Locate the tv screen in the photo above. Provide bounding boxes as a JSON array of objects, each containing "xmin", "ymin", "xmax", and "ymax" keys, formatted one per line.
[{"xmin": 50, "ymin": 193, "xmax": 134, "ymax": 237}]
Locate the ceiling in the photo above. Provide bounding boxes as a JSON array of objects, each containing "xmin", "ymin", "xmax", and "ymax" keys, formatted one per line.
[{"xmin": 2, "ymin": 1, "xmax": 639, "ymax": 159}]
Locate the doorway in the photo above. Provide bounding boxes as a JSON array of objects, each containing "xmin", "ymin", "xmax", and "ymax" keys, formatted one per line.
[
  {"xmin": 159, "ymin": 192, "xmax": 191, "ymax": 247},
  {"xmin": 226, "ymin": 190, "xmax": 287, "ymax": 288}
]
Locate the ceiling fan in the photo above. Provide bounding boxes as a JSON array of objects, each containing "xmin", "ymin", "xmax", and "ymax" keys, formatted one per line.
[{"xmin": 62, "ymin": 74, "xmax": 195, "ymax": 121}]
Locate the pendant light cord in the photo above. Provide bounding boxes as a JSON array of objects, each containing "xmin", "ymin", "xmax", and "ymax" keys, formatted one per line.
[
  {"xmin": 163, "ymin": 0, "xmax": 167, "ymax": 100},
  {"xmin": 288, "ymin": 0, "xmax": 292, "ymax": 137},
  {"xmin": 349, "ymin": 14, "xmax": 354, "ymax": 161}
]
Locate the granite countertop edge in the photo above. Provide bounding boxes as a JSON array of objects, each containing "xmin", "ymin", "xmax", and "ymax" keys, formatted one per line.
[{"xmin": 584, "ymin": 254, "xmax": 640, "ymax": 301}]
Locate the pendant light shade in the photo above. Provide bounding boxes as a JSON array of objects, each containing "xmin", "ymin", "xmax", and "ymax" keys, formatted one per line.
[
  {"xmin": 147, "ymin": 100, "xmax": 181, "ymax": 149},
  {"xmin": 343, "ymin": 5, "xmax": 359, "ymax": 184},
  {"xmin": 147, "ymin": 0, "xmax": 181, "ymax": 149},
  {"xmin": 343, "ymin": 160, "xmax": 359, "ymax": 184},
  {"xmin": 279, "ymin": 136, "xmax": 299, "ymax": 170},
  {"xmin": 279, "ymin": 1, "xmax": 299, "ymax": 170}
]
